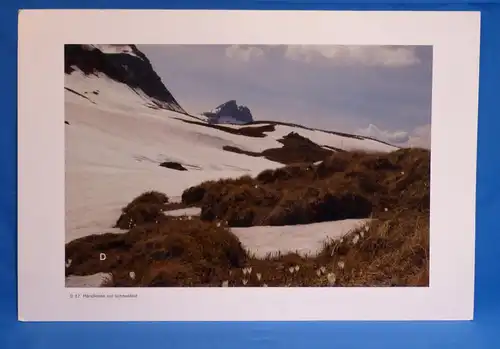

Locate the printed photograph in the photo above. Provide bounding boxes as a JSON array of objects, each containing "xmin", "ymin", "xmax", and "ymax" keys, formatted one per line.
[{"xmin": 64, "ymin": 44, "xmax": 432, "ymax": 288}]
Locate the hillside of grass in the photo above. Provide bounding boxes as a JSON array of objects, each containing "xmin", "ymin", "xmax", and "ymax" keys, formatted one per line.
[{"xmin": 65, "ymin": 147, "xmax": 430, "ymax": 287}]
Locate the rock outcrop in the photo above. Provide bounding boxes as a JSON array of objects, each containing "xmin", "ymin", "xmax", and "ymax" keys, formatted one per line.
[
  {"xmin": 64, "ymin": 44, "xmax": 186, "ymax": 113},
  {"xmin": 202, "ymin": 100, "xmax": 254, "ymax": 124}
]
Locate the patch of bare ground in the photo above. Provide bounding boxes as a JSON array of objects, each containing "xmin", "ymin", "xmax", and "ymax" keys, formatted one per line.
[
  {"xmin": 223, "ymin": 131, "xmax": 335, "ymax": 165},
  {"xmin": 173, "ymin": 117, "xmax": 276, "ymax": 138},
  {"xmin": 65, "ymin": 148, "xmax": 429, "ymax": 287},
  {"xmin": 159, "ymin": 161, "xmax": 188, "ymax": 171}
]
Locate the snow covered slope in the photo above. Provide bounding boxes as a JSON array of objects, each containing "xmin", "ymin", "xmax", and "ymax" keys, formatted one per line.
[
  {"xmin": 65, "ymin": 90, "xmax": 282, "ymax": 242},
  {"xmin": 65, "ymin": 44, "xmax": 398, "ymax": 244}
]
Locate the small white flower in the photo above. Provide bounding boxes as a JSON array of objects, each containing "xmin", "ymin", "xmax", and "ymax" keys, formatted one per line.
[
  {"xmin": 65, "ymin": 259, "xmax": 72, "ymax": 268},
  {"xmin": 256, "ymin": 273, "xmax": 262, "ymax": 281},
  {"xmin": 247, "ymin": 267, "xmax": 252, "ymax": 275},
  {"xmin": 294, "ymin": 265, "xmax": 300, "ymax": 272},
  {"xmin": 352, "ymin": 234, "xmax": 360, "ymax": 245},
  {"xmin": 254, "ymin": 185, "xmax": 258, "ymax": 189},
  {"xmin": 360, "ymin": 231, "xmax": 364, "ymax": 238},
  {"xmin": 340, "ymin": 238, "xmax": 344, "ymax": 243},
  {"xmin": 401, "ymin": 171, "xmax": 405, "ymax": 175},
  {"xmin": 337, "ymin": 261, "xmax": 345, "ymax": 269},
  {"xmin": 316, "ymin": 269, "xmax": 321, "ymax": 277},
  {"xmin": 384, "ymin": 208, "xmax": 388, "ymax": 212},
  {"xmin": 216, "ymin": 222, "xmax": 221, "ymax": 227},
  {"xmin": 221, "ymin": 280, "xmax": 229, "ymax": 287},
  {"xmin": 320, "ymin": 266, "xmax": 326, "ymax": 274},
  {"xmin": 188, "ymin": 216, "xmax": 192, "ymax": 221},
  {"xmin": 242, "ymin": 279, "xmax": 248, "ymax": 285},
  {"xmin": 288, "ymin": 267, "xmax": 295, "ymax": 274},
  {"xmin": 327, "ymin": 273, "xmax": 336, "ymax": 286},
  {"xmin": 229, "ymin": 270, "xmax": 232, "ymax": 276},
  {"xmin": 365, "ymin": 225, "xmax": 370, "ymax": 232},
  {"xmin": 242, "ymin": 268, "xmax": 248, "ymax": 275},
  {"xmin": 129, "ymin": 271, "xmax": 136, "ymax": 280},
  {"xmin": 262, "ymin": 283, "xmax": 268, "ymax": 287}
]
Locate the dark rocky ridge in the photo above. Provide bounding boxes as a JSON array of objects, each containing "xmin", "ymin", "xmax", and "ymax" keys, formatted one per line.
[
  {"xmin": 203, "ymin": 100, "xmax": 254, "ymax": 124},
  {"xmin": 64, "ymin": 44, "xmax": 186, "ymax": 113}
]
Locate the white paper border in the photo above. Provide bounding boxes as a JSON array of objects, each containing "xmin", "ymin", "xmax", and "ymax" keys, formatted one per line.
[{"xmin": 18, "ymin": 10, "xmax": 480, "ymax": 321}]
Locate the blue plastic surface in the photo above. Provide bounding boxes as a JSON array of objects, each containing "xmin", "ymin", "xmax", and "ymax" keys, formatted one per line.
[{"xmin": 2, "ymin": 1, "xmax": 500, "ymax": 348}]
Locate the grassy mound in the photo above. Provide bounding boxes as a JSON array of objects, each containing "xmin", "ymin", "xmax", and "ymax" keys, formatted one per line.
[
  {"xmin": 183, "ymin": 148, "xmax": 430, "ymax": 226},
  {"xmin": 115, "ymin": 191, "xmax": 170, "ymax": 229},
  {"xmin": 66, "ymin": 217, "xmax": 248, "ymax": 286}
]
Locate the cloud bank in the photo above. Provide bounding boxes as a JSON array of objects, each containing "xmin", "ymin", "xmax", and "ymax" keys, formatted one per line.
[
  {"xmin": 224, "ymin": 45, "xmax": 420, "ymax": 67},
  {"xmin": 357, "ymin": 123, "xmax": 431, "ymax": 148}
]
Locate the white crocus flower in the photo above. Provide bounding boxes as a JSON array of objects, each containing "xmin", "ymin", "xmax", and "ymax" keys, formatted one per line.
[
  {"xmin": 327, "ymin": 273, "xmax": 336, "ymax": 286},
  {"xmin": 352, "ymin": 234, "xmax": 360, "ymax": 245}
]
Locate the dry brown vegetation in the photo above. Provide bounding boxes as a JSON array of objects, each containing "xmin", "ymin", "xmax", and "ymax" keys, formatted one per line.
[
  {"xmin": 114, "ymin": 191, "xmax": 170, "ymax": 230},
  {"xmin": 223, "ymin": 131, "xmax": 334, "ymax": 165},
  {"xmin": 182, "ymin": 148, "xmax": 429, "ymax": 227},
  {"xmin": 65, "ymin": 148, "xmax": 430, "ymax": 287}
]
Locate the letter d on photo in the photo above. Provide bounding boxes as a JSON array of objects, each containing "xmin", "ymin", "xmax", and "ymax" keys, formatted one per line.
[{"xmin": 99, "ymin": 253, "xmax": 106, "ymax": 261}]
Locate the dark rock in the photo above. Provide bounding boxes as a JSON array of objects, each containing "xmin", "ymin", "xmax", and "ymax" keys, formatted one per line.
[
  {"xmin": 65, "ymin": 121, "xmax": 70, "ymax": 125},
  {"xmin": 202, "ymin": 100, "xmax": 254, "ymax": 124},
  {"xmin": 159, "ymin": 161, "xmax": 188, "ymax": 171},
  {"xmin": 64, "ymin": 44, "xmax": 185, "ymax": 113}
]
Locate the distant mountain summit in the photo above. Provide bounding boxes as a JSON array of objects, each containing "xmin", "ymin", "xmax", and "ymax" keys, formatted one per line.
[
  {"xmin": 64, "ymin": 44, "xmax": 186, "ymax": 113},
  {"xmin": 202, "ymin": 100, "xmax": 254, "ymax": 124}
]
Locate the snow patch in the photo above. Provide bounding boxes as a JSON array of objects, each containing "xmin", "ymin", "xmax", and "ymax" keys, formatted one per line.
[
  {"xmin": 231, "ymin": 219, "xmax": 368, "ymax": 258},
  {"xmin": 164, "ymin": 207, "xmax": 201, "ymax": 217},
  {"xmin": 88, "ymin": 44, "xmax": 143, "ymax": 60},
  {"xmin": 65, "ymin": 273, "xmax": 112, "ymax": 287}
]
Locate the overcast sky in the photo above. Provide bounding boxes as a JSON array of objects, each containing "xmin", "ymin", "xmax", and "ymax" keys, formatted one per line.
[{"xmin": 138, "ymin": 45, "xmax": 432, "ymax": 148}]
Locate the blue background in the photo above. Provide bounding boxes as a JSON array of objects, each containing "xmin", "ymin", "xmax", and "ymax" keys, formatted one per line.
[{"xmin": 1, "ymin": 1, "xmax": 499, "ymax": 348}]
